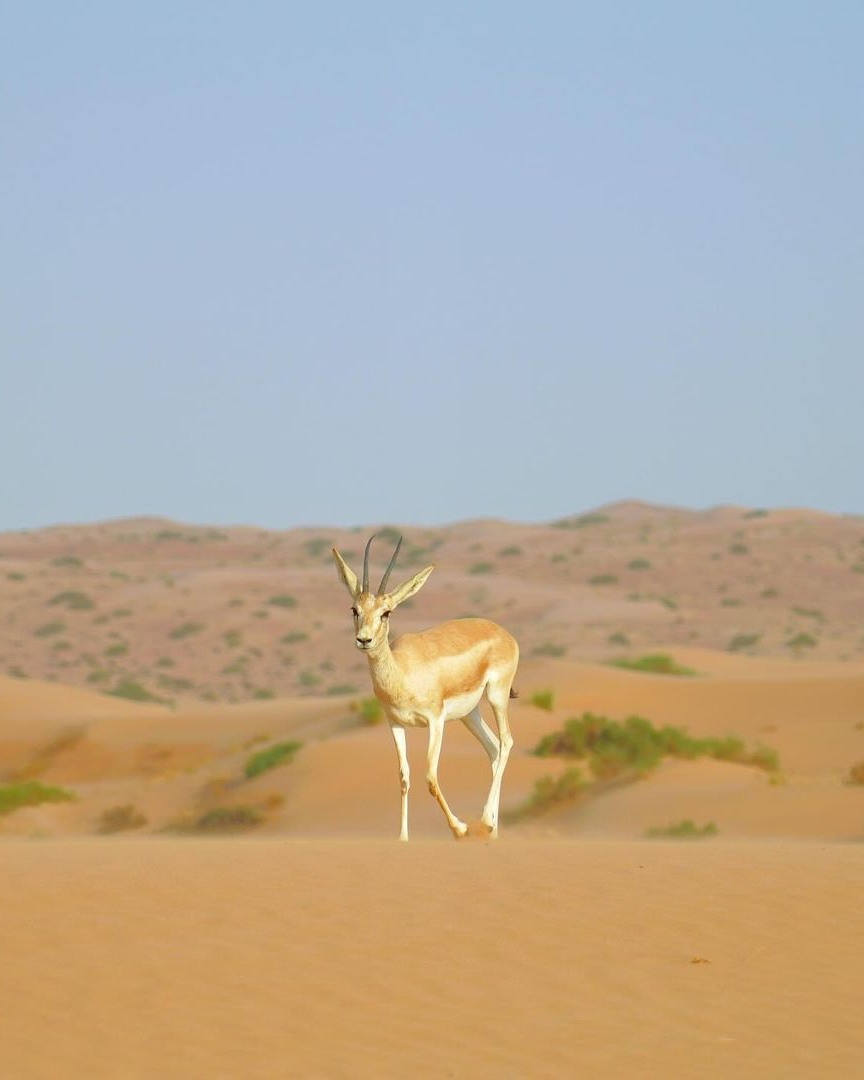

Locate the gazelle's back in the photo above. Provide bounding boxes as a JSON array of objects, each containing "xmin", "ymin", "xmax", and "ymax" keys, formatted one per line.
[{"xmin": 392, "ymin": 618, "xmax": 518, "ymax": 679}]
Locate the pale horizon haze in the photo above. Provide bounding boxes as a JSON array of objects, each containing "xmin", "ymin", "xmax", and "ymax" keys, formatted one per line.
[{"xmin": 3, "ymin": 3, "xmax": 863, "ymax": 532}]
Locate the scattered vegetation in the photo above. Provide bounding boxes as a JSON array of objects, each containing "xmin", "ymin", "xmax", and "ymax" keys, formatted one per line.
[
  {"xmin": 0, "ymin": 780, "xmax": 75, "ymax": 816},
  {"xmin": 608, "ymin": 653, "xmax": 697, "ymax": 677},
  {"xmin": 531, "ymin": 642, "xmax": 567, "ymax": 658},
  {"xmin": 281, "ymin": 631, "xmax": 308, "ymax": 644},
  {"xmin": 107, "ymin": 680, "xmax": 164, "ymax": 704},
  {"xmin": 628, "ymin": 558, "xmax": 652, "ymax": 571},
  {"xmin": 170, "ymin": 805, "xmax": 265, "ymax": 833},
  {"xmin": 499, "ymin": 545, "xmax": 522, "ymax": 557},
  {"xmin": 49, "ymin": 590, "xmax": 95, "ymax": 610},
  {"xmin": 728, "ymin": 542, "xmax": 750, "ymax": 555},
  {"xmin": 728, "ymin": 633, "xmax": 762, "ymax": 653},
  {"xmin": 52, "ymin": 555, "xmax": 83, "ymax": 568},
  {"xmin": 529, "ymin": 690, "xmax": 555, "ymax": 711},
  {"xmin": 504, "ymin": 768, "xmax": 587, "ymax": 822},
  {"xmin": 608, "ymin": 631, "xmax": 630, "ymax": 646},
  {"xmin": 34, "ymin": 621, "xmax": 66, "ymax": 638},
  {"xmin": 245, "ymin": 741, "xmax": 301, "ymax": 779},
  {"xmin": 533, "ymin": 712, "xmax": 779, "ymax": 779},
  {"xmin": 468, "ymin": 562, "xmax": 494, "ymax": 575},
  {"xmin": 98, "ymin": 804, "xmax": 148, "ymax": 833},
  {"xmin": 553, "ymin": 513, "xmax": 609, "ymax": 529},
  {"xmin": 170, "ymin": 621, "xmax": 205, "ymax": 639},
  {"xmin": 645, "ymin": 820, "xmax": 718, "ymax": 839},
  {"xmin": 786, "ymin": 632, "xmax": 818, "ymax": 649},
  {"xmin": 268, "ymin": 594, "xmax": 297, "ymax": 608},
  {"xmin": 352, "ymin": 696, "xmax": 384, "ymax": 724},
  {"xmin": 589, "ymin": 573, "xmax": 619, "ymax": 586}
]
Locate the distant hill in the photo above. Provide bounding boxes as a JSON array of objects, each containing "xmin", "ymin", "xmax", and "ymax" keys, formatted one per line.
[{"xmin": 1, "ymin": 502, "xmax": 863, "ymax": 705}]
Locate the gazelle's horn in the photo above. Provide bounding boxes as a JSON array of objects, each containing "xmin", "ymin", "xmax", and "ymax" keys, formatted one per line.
[
  {"xmin": 362, "ymin": 534, "xmax": 376, "ymax": 593},
  {"xmin": 378, "ymin": 535, "xmax": 403, "ymax": 595}
]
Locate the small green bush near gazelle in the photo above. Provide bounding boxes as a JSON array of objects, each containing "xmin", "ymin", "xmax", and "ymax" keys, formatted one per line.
[
  {"xmin": 0, "ymin": 781, "xmax": 75, "ymax": 816},
  {"xmin": 645, "ymin": 820, "xmax": 718, "ymax": 839},
  {"xmin": 533, "ymin": 712, "xmax": 779, "ymax": 778},
  {"xmin": 503, "ymin": 767, "xmax": 587, "ymax": 823},
  {"xmin": 608, "ymin": 653, "xmax": 697, "ymax": 677},
  {"xmin": 268, "ymin": 594, "xmax": 297, "ymax": 609},
  {"xmin": 351, "ymin": 696, "xmax": 384, "ymax": 725},
  {"xmin": 244, "ymin": 741, "xmax": 301, "ymax": 779}
]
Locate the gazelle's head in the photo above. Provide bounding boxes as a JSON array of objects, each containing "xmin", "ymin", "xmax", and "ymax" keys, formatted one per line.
[{"xmin": 332, "ymin": 535, "xmax": 434, "ymax": 652}]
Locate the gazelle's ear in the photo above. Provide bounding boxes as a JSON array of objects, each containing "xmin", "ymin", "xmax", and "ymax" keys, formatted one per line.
[
  {"xmin": 387, "ymin": 565, "xmax": 435, "ymax": 609},
  {"xmin": 332, "ymin": 548, "xmax": 361, "ymax": 598}
]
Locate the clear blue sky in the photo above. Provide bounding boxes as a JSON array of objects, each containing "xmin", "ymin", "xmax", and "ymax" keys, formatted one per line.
[{"xmin": 3, "ymin": 2, "xmax": 862, "ymax": 531}]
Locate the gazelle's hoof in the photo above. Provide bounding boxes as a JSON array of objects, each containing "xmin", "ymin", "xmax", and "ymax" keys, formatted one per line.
[{"xmin": 452, "ymin": 820, "xmax": 469, "ymax": 839}]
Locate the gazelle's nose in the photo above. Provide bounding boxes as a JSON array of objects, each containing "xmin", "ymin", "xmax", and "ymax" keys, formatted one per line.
[{"xmin": 356, "ymin": 635, "xmax": 372, "ymax": 647}]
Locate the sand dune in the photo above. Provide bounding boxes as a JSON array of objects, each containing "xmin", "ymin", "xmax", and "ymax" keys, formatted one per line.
[
  {"xmin": 1, "ymin": 838, "xmax": 862, "ymax": 1078},
  {"xmin": 2, "ymin": 507, "xmax": 864, "ymax": 1075}
]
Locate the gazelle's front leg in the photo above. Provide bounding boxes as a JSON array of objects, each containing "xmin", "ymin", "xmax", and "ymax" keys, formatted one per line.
[
  {"xmin": 426, "ymin": 715, "xmax": 468, "ymax": 839},
  {"xmin": 389, "ymin": 721, "xmax": 410, "ymax": 842}
]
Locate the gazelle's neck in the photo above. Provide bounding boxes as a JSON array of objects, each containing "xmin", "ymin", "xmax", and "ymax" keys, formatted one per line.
[{"xmin": 364, "ymin": 637, "xmax": 404, "ymax": 702}]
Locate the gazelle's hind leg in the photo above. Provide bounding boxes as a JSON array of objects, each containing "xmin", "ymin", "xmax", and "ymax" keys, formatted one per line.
[
  {"xmin": 461, "ymin": 706, "xmax": 500, "ymax": 767},
  {"xmin": 480, "ymin": 681, "xmax": 514, "ymax": 837}
]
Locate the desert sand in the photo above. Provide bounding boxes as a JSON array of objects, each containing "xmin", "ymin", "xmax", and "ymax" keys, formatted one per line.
[{"xmin": 2, "ymin": 506, "xmax": 863, "ymax": 1076}]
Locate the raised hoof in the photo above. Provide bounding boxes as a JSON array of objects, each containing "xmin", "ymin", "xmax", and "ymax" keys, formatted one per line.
[{"xmin": 451, "ymin": 821, "xmax": 469, "ymax": 839}]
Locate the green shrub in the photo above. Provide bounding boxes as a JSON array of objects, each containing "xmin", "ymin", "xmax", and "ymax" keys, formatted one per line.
[
  {"xmin": 608, "ymin": 631, "xmax": 630, "ymax": 646},
  {"xmin": 499, "ymin": 546, "xmax": 522, "ymax": 557},
  {"xmin": 281, "ymin": 631, "xmax": 308, "ymax": 644},
  {"xmin": 533, "ymin": 712, "xmax": 778, "ymax": 775},
  {"xmin": 169, "ymin": 621, "xmax": 204, "ymax": 639},
  {"xmin": 645, "ymin": 820, "xmax": 718, "ymax": 839},
  {"xmin": 628, "ymin": 559, "xmax": 652, "ymax": 570},
  {"xmin": 108, "ymin": 680, "xmax": 163, "ymax": 703},
  {"xmin": 35, "ymin": 621, "xmax": 66, "ymax": 638},
  {"xmin": 728, "ymin": 633, "xmax": 761, "ymax": 652},
  {"xmin": 268, "ymin": 594, "xmax": 297, "ymax": 608},
  {"xmin": 224, "ymin": 629, "xmax": 243, "ymax": 648},
  {"xmin": 245, "ymin": 741, "xmax": 301, "ymax": 779},
  {"xmin": 352, "ymin": 697, "xmax": 384, "ymax": 724},
  {"xmin": 52, "ymin": 555, "xmax": 83, "ymax": 567},
  {"xmin": 104, "ymin": 642, "xmax": 129, "ymax": 658},
  {"xmin": 786, "ymin": 632, "xmax": 817, "ymax": 649},
  {"xmin": 180, "ymin": 806, "xmax": 265, "ymax": 832},
  {"xmin": 49, "ymin": 590, "xmax": 94, "ymax": 610},
  {"xmin": 589, "ymin": 574, "xmax": 618, "ymax": 586},
  {"xmin": 468, "ymin": 562, "xmax": 494, "ymax": 575},
  {"xmin": 0, "ymin": 780, "xmax": 75, "ymax": 816},
  {"xmin": 505, "ymin": 768, "xmax": 587, "ymax": 821},
  {"xmin": 728, "ymin": 542, "xmax": 750, "ymax": 555},
  {"xmin": 529, "ymin": 690, "xmax": 555, "ymax": 711},
  {"xmin": 608, "ymin": 653, "xmax": 697, "ymax": 677},
  {"xmin": 532, "ymin": 642, "xmax": 566, "ymax": 658}
]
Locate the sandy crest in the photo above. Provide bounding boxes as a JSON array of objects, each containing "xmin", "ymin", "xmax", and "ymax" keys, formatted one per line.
[{"xmin": 1, "ymin": 837, "xmax": 862, "ymax": 1079}]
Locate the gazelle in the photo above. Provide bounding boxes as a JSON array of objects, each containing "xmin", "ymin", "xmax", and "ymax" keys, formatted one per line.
[{"xmin": 333, "ymin": 535, "xmax": 519, "ymax": 841}]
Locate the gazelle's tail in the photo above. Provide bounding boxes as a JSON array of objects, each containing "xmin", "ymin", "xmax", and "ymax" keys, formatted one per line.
[{"xmin": 509, "ymin": 687, "xmax": 519, "ymax": 699}]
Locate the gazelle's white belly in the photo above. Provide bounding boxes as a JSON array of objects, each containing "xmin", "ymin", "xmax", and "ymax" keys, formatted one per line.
[{"xmin": 385, "ymin": 685, "xmax": 486, "ymax": 728}]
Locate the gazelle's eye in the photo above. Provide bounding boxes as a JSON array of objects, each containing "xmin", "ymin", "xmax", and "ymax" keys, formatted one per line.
[
  {"xmin": 351, "ymin": 607, "xmax": 359, "ymax": 617},
  {"xmin": 382, "ymin": 610, "xmax": 391, "ymax": 618}
]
